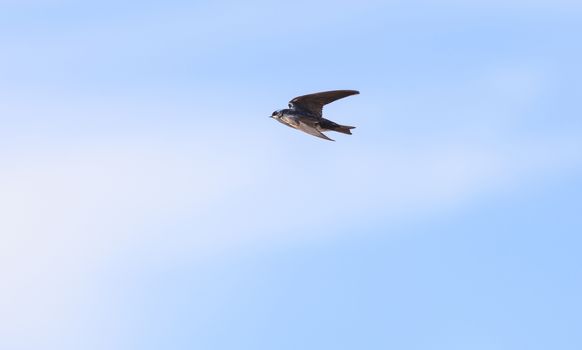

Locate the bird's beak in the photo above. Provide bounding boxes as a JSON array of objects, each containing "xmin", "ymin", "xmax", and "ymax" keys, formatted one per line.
[{"xmin": 269, "ymin": 115, "xmax": 273, "ymax": 118}]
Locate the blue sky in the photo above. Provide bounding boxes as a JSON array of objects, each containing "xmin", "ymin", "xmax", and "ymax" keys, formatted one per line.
[{"xmin": 1, "ymin": 1, "xmax": 581, "ymax": 349}]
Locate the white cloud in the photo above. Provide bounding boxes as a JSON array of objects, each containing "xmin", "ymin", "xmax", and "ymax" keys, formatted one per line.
[
  {"xmin": 0, "ymin": 13, "xmax": 580, "ymax": 345},
  {"xmin": 1, "ymin": 113, "xmax": 579, "ymax": 349},
  {"xmin": 0, "ymin": 136, "xmax": 255, "ymax": 349}
]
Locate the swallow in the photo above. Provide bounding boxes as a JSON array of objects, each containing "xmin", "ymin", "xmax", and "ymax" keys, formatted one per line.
[{"xmin": 270, "ymin": 90, "xmax": 359, "ymax": 141}]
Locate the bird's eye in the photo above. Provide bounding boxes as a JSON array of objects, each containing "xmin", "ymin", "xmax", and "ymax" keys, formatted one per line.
[{"xmin": 272, "ymin": 111, "xmax": 277, "ymax": 116}]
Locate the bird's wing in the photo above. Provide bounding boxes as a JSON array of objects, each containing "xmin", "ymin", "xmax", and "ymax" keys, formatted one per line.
[
  {"xmin": 297, "ymin": 122, "xmax": 335, "ymax": 141},
  {"xmin": 289, "ymin": 90, "xmax": 359, "ymax": 118}
]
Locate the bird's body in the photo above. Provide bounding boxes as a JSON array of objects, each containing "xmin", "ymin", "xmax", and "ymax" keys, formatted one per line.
[{"xmin": 270, "ymin": 90, "xmax": 359, "ymax": 141}]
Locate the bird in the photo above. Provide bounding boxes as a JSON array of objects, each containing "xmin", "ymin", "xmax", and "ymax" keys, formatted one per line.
[{"xmin": 270, "ymin": 90, "xmax": 359, "ymax": 141}]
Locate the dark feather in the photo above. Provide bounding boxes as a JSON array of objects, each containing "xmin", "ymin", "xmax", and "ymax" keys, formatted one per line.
[
  {"xmin": 297, "ymin": 122, "xmax": 335, "ymax": 141},
  {"xmin": 289, "ymin": 90, "xmax": 359, "ymax": 118}
]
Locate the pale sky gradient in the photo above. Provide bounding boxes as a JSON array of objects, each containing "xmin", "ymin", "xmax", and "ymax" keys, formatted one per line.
[{"xmin": 1, "ymin": 1, "xmax": 581, "ymax": 349}]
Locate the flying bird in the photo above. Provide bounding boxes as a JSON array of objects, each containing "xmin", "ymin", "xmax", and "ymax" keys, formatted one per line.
[{"xmin": 270, "ymin": 90, "xmax": 359, "ymax": 141}]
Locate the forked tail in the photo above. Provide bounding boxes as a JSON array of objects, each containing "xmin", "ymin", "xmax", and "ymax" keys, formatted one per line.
[{"xmin": 332, "ymin": 124, "xmax": 356, "ymax": 135}]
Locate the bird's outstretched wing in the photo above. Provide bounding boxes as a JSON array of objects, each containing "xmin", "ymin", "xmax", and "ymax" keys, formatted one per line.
[
  {"xmin": 289, "ymin": 90, "xmax": 359, "ymax": 118},
  {"xmin": 297, "ymin": 122, "xmax": 335, "ymax": 141}
]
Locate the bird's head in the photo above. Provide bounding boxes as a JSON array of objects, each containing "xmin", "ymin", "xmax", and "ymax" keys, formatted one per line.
[{"xmin": 270, "ymin": 110, "xmax": 283, "ymax": 120}]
